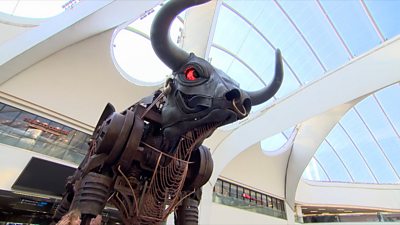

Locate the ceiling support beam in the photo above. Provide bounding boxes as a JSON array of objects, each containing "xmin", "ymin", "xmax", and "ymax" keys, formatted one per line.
[
  {"xmin": 181, "ymin": 0, "xmax": 221, "ymax": 58},
  {"xmin": 285, "ymin": 98, "xmax": 362, "ymax": 210}
]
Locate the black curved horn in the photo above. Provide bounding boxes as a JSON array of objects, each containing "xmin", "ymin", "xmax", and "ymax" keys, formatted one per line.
[
  {"xmin": 151, "ymin": 0, "xmax": 211, "ymax": 71},
  {"xmin": 245, "ymin": 49, "xmax": 284, "ymax": 106}
]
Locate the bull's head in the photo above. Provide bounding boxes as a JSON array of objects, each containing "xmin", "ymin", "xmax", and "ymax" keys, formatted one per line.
[{"xmin": 151, "ymin": 0, "xmax": 283, "ymax": 146}]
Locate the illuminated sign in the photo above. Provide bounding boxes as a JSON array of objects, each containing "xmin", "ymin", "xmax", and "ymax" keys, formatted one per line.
[
  {"xmin": 20, "ymin": 198, "xmax": 48, "ymax": 207},
  {"xmin": 23, "ymin": 118, "xmax": 70, "ymax": 136}
]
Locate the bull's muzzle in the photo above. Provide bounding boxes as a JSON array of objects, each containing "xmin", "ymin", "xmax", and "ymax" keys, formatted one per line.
[{"xmin": 225, "ymin": 89, "xmax": 251, "ymax": 118}]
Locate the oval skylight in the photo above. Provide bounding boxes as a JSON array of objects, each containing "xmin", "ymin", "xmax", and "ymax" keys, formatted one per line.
[
  {"xmin": 0, "ymin": 0, "xmax": 69, "ymax": 18},
  {"xmin": 112, "ymin": 5, "xmax": 183, "ymax": 86},
  {"xmin": 261, "ymin": 127, "xmax": 296, "ymax": 155}
]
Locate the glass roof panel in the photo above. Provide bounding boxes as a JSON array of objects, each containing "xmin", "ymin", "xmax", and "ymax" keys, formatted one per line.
[
  {"xmin": 325, "ymin": 125, "xmax": 376, "ymax": 183},
  {"xmin": 319, "ymin": 1, "xmax": 381, "ymax": 56},
  {"xmin": 378, "ymin": 137, "xmax": 400, "ymax": 177},
  {"xmin": 314, "ymin": 141, "xmax": 352, "ymax": 182},
  {"xmin": 211, "ymin": 2, "xmax": 304, "ymax": 144},
  {"xmin": 210, "ymin": 46, "xmax": 273, "ymax": 113},
  {"xmin": 225, "ymin": 55, "xmax": 263, "ymax": 92},
  {"xmin": 208, "ymin": 44, "xmax": 299, "ymax": 113},
  {"xmin": 341, "ymin": 108, "xmax": 400, "ymax": 183},
  {"xmin": 223, "ymin": 0, "xmax": 266, "ymax": 22},
  {"xmin": 303, "ymin": 157, "xmax": 330, "ymax": 182},
  {"xmin": 208, "ymin": 46, "xmax": 234, "ymax": 73},
  {"xmin": 356, "ymin": 95, "xmax": 400, "ymax": 181},
  {"xmin": 356, "ymin": 97, "xmax": 398, "ymax": 148},
  {"xmin": 374, "ymin": 85, "xmax": 400, "ymax": 174},
  {"xmin": 212, "ymin": 1, "xmax": 324, "ymax": 107},
  {"xmin": 209, "ymin": 46, "xmax": 263, "ymax": 92},
  {"xmin": 250, "ymin": 1, "xmax": 325, "ymax": 84},
  {"xmin": 234, "ymin": 30, "xmax": 276, "ymax": 82},
  {"xmin": 375, "ymin": 85, "xmax": 400, "ymax": 132},
  {"xmin": 212, "ymin": 6, "xmax": 252, "ymax": 54},
  {"xmin": 363, "ymin": 1, "xmax": 400, "ymax": 40},
  {"xmin": 278, "ymin": 1, "xmax": 350, "ymax": 71}
]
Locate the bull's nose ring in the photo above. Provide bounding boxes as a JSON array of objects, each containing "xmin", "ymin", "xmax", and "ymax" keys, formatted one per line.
[{"xmin": 232, "ymin": 100, "xmax": 247, "ymax": 117}]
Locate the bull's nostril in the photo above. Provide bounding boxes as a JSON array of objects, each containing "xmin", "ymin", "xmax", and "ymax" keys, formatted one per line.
[
  {"xmin": 225, "ymin": 89, "xmax": 241, "ymax": 101},
  {"xmin": 243, "ymin": 98, "xmax": 252, "ymax": 112}
]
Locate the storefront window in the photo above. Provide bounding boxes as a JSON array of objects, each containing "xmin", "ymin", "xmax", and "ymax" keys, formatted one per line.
[
  {"xmin": 230, "ymin": 184, "xmax": 237, "ymax": 198},
  {"xmin": 0, "ymin": 102, "xmax": 90, "ymax": 164},
  {"xmin": 222, "ymin": 181, "xmax": 230, "ymax": 197}
]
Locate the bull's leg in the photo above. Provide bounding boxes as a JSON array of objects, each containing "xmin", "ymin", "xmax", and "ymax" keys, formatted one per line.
[
  {"xmin": 51, "ymin": 164, "xmax": 85, "ymax": 224},
  {"xmin": 69, "ymin": 171, "xmax": 114, "ymax": 225},
  {"xmin": 51, "ymin": 191, "xmax": 74, "ymax": 224},
  {"xmin": 174, "ymin": 188, "xmax": 202, "ymax": 225}
]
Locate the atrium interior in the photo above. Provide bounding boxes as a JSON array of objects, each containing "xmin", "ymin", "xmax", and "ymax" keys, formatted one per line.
[{"xmin": 0, "ymin": 0, "xmax": 399, "ymax": 224}]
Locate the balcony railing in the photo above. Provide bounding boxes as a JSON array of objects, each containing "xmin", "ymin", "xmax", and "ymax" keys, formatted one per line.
[{"xmin": 213, "ymin": 193, "xmax": 287, "ymax": 219}]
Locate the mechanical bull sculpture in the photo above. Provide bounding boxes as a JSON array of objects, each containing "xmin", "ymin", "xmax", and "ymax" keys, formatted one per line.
[{"xmin": 52, "ymin": 0, "xmax": 283, "ymax": 224}]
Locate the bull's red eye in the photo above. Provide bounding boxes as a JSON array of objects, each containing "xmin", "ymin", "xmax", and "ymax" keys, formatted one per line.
[{"xmin": 184, "ymin": 67, "xmax": 198, "ymax": 81}]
